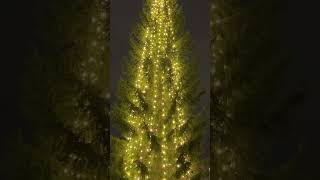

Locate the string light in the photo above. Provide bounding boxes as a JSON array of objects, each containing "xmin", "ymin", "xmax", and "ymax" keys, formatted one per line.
[{"xmin": 121, "ymin": 0, "xmax": 198, "ymax": 179}]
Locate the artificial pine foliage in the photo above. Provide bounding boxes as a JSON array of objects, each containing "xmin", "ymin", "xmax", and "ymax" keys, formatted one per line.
[{"xmin": 111, "ymin": 0, "xmax": 205, "ymax": 179}]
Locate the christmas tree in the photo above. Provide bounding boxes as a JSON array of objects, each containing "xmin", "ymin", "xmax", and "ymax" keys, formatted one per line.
[{"xmin": 111, "ymin": 0, "xmax": 205, "ymax": 179}]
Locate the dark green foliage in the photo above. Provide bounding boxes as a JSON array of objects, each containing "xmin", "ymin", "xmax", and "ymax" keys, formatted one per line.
[
  {"xmin": 1, "ymin": 0, "xmax": 110, "ymax": 179},
  {"xmin": 210, "ymin": 0, "xmax": 304, "ymax": 179}
]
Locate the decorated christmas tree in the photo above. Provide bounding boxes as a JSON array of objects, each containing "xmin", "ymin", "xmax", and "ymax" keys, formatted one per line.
[{"xmin": 111, "ymin": 0, "xmax": 205, "ymax": 179}]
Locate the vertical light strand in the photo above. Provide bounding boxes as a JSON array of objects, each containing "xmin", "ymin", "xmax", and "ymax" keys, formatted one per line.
[{"xmin": 123, "ymin": 0, "xmax": 197, "ymax": 179}]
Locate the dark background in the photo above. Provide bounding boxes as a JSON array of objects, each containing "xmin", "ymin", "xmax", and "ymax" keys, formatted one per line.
[
  {"xmin": 1, "ymin": 0, "xmax": 320, "ymax": 178},
  {"xmin": 276, "ymin": 0, "xmax": 320, "ymax": 175}
]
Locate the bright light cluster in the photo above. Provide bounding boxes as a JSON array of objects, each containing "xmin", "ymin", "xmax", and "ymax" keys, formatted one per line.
[{"xmin": 122, "ymin": 0, "xmax": 197, "ymax": 179}]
